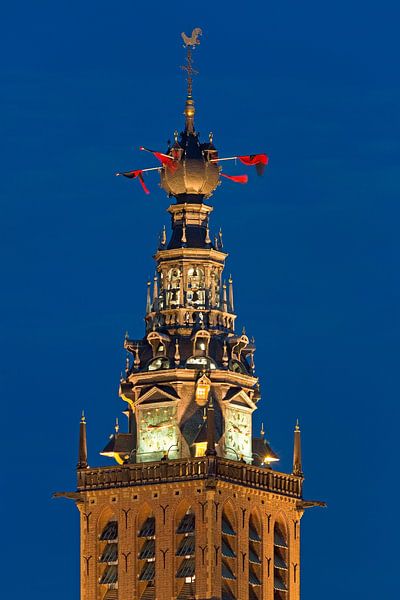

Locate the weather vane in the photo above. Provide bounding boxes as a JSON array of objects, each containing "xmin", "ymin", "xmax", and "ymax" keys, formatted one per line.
[{"xmin": 180, "ymin": 28, "xmax": 202, "ymax": 98}]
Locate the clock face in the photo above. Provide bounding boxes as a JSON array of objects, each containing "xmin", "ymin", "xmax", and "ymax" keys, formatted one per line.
[
  {"xmin": 225, "ymin": 406, "xmax": 252, "ymax": 460},
  {"xmin": 137, "ymin": 404, "xmax": 178, "ymax": 462}
]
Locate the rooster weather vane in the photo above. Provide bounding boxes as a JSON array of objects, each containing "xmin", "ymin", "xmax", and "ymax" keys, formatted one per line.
[{"xmin": 116, "ymin": 29, "xmax": 268, "ymax": 195}]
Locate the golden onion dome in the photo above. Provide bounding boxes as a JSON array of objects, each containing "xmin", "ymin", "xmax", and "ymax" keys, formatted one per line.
[{"xmin": 160, "ymin": 131, "xmax": 220, "ymax": 200}]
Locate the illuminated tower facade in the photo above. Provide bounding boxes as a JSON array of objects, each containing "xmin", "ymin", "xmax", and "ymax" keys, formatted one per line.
[{"xmin": 57, "ymin": 29, "xmax": 323, "ymax": 600}]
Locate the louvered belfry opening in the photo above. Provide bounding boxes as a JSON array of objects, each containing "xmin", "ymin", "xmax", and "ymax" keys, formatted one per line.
[
  {"xmin": 138, "ymin": 512, "xmax": 156, "ymax": 600},
  {"xmin": 248, "ymin": 513, "xmax": 262, "ymax": 599},
  {"xmin": 274, "ymin": 521, "xmax": 289, "ymax": 599},
  {"xmin": 221, "ymin": 503, "xmax": 237, "ymax": 600},
  {"xmin": 98, "ymin": 518, "xmax": 118, "ymax": 598},
  {"xmin": 175, "ymin": 507, "xmax": 196, "ymax": 599},
  {"xmin": 175, "ymin": 507, "xmax": 196, "ymax": 600}
]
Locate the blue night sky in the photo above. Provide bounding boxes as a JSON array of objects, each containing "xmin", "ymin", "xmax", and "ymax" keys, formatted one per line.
[{"xmin": 1, "ymin": 1, "xmax": 399, "ymax": 598}]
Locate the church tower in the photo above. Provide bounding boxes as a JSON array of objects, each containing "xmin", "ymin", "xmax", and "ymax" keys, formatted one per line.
[{"xmin": 57, "ymin": 29, "xmax": 323, "ymax": 600}]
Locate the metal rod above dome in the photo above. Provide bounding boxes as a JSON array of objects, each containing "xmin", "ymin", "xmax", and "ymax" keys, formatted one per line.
[{"xmin": 181, "ymin": 28, "xmax": 202, "ymax": 134}]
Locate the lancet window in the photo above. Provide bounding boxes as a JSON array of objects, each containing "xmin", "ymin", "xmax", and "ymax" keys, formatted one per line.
[
  {"xmin": 137, "ymin": 510, "xmax": 156, "ymax": 600},
  {"xmin": 221, "ymin": 503, "xmax": 237, "ymax": 600},
  {"xmin": 274, "ymin": 520, "xmax": 289, "ymax": 600},
  {"xmin": 248, "ymin": 513, "xmax": 262, "ymax": 600},
  {"xmin": 175, "ymin": 506, "xmax": 196, "ymax": 599}
]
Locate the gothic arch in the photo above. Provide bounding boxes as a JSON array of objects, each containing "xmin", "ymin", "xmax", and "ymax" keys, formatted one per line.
[
  {"xmin": 221, "ymin": 499, "xmax": 238, "ymax": 600},
  {"xmin": 97, "ymin": 508, "xmax": 119, "ymax": 597},
  {"xmin": 174, "ymin": 500, "xmax": 196, "ymax": 599},
  {"xmin": 97, "ymin": 506, "xmax": 118, "ymax": 535},
  {"xmin": 248, "ymin": 508, "xmax": 263, "ymax": 600},
  {"xmin": 273, "ymin": 514, "xmax": 289, "ymax": 600},
  {"xmin": 137, "ymin": 503, "xmax": 156, "ymax": 600}
]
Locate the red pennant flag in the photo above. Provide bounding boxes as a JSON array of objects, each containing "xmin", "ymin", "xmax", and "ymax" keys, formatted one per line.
[
  {"xmin": 140, "ymin": 147, "xmax": 178, "ymax": 173},
  {"xmin": 221, "ymin": 173, "xmax": 248, "ymax": 184},
  {"xmin": 238, "ymin": 153, "xmax": 269, "ymax": 176},
  {"xmin": 116, "ymin": 170, "xmax": 150, "ymax": 195}
]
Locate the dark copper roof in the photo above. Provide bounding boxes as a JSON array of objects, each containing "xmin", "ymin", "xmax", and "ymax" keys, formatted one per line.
[{"xmin": 101, "ymin": 433, "xmax": 134, "ymax": 455}]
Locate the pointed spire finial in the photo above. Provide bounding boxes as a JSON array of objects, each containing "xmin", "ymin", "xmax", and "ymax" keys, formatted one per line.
[
  {"xmin": 152, "ymin": 273, "xmax": 159, "ymax": 306},
  {"xmin": 228, "ymin": 275, "xmax": 234, "ymax": 312},
  {"xmin": 205, "ymin": 221, "xmax": 211, "ymax": 244},
  {"xmin": 181, "ymin": 213, "xmax": 187, "ymax": 244},
  {"xmin": 146, "ymin": 280, "xmax": 152, "ymax": 314},
  {"xmin": 293, "ymin": 418, "xmax": 303, "ymax": 477},
  {"xmin": 125, "ymin": 354, "xmax": 130, "ymax": 376},
  {"xmin": 174, "ymin": 339, "xmax": 181, "ymax": 366},
  {"xmin": 134, "ymin": 344, "xmax": 140, "ymax": 368},
  {"xmin": 222, "ymin": 281, "xmax": 228, "ymax": 312},
  {"xmin": 77, "ymin": 411, "xmax": 88, "ymax": 469},
  {"xmin": 161, "ymin": 225, "xmax": 167, "ymax": 246},
  {"xmin": 115, "ymin": 417, "xmax": 119, "ymax": 434},
  {"xmin": 260, "ymin": 422, "xmax": 265, "ymax": 437},
  {"xmin": 222, "ymin": 339, "xmax": 229, "ymax": 367}
]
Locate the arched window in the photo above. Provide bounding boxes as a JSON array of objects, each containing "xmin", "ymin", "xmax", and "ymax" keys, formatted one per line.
[
  {"xmin": 175, "ymin": 505, "xmax": 196, "ymax": 599},
  {"xmin": 274, "ymin": 520, "xmax": 289, "ymax": 600},
  {"xmin": 146, "ymin": 332, "xmax": 170, "ymax": 358},
  {"xmin": 210, "ymin": 268, "xmax": 221, "ymax": 308},
  {"xmin": 137, "ymin": 508, "xmax": 156, "ymax": 600},
  {"xmin": 167, "ymin": 268, "xmax": 181, "ymax": 308},
  {"xmin": 187, "ymin": 267, "xmax": 205, "ymax": 308},
  {"xmin": 248, "ymin": 513, "xmax": 262, "ymax": 600},
  {"xmin": 98, "ymin": 513, "xmax": 118, "ymax": 599},
  {"xmin": 192, "ymin": 330, "xmax": 210, "ymax": 357},
  {"xmin": 221, "ymin": 502, "xmax": 238, "ymax": 600}
]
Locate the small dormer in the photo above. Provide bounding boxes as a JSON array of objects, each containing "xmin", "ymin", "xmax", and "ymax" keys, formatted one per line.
[
  {"xmin": 230, "ymin": 334, "xmax": 249, "ymax": 361},
  {"xmin": 147, "ymin": 331, "xmax": 171, "ymax": 358},
  {"xmin": 192, "ymin": 329, "xmax": 210, "ymax": 357}
]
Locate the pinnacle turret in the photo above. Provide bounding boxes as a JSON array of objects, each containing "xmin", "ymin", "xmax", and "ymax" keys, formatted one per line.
[
  {"xmin": 77, "ymin": 412, "xmax": 88, "ymax": 469},
  {"xmin": 293, "ymin": 419, "xmax": 303, "ymax": 477}
]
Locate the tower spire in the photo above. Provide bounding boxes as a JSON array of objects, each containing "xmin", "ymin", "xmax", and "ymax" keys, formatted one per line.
[
  {"xmin": 293, "ymin": 419, "xmax": 303, "ymax": 477},
  {"xmin": 77, "ymin": 411, "xmax": 88, "ymax": 469},
  {"xmin": 181, "ymin": 28, "xmax": 202, "ymax": 133}
]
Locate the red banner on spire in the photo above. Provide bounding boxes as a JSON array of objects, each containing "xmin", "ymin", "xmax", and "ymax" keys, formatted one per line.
[
  {"xmin": 238, "ymin": 154, "xmax": 269, "ymax": 175},
  {"xmin": 116, "ymin": 170, "xmax": 150, "ymax": 195},
  {"xmin": 140, "ymin": 147, "xmax": 178, "ymax": 173},
  {"xmin": 221, "ymin": 173, "xmax": 248, "ymax": 184}
]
